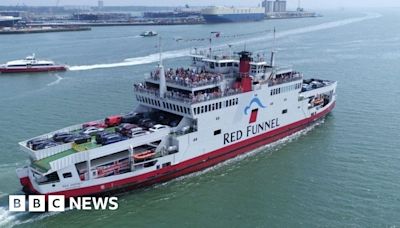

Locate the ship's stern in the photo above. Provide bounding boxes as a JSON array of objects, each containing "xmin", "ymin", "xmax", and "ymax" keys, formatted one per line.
[{"xmin": 16, "ymin": 166, "xmax": 37, "ymax": 194}]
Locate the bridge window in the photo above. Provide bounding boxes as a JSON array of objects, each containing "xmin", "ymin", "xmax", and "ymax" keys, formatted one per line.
[
  {"xmin": 214, "ymin": 129, "xmax": 221, "ymax": 135},
  {"xmin": 63, "ymin": 172, "xmax": 72, "ymax": 178}
]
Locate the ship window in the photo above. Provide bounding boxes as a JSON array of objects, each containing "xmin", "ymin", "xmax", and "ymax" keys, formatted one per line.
[
  {"xmin": 63, "ymin": 172, "xmax": 72, "ymax": 178},
  {"xmin": 201, "ymin": 106, "xmax": 204, "ymax": 113},
  {"xmin": 234, "ymin": 63, "xmax": 239, "ymax": 67},
  {"xmin": 221, "ymin": 63, "xmax": 226, "ymax": 67},
  {"xmin": 282, "ymin": 109, "xmax": 288, "ymax": 114},
  {"xmin": 162, "ymin": 162, "xmax": 171, "ymax": 168},
  {"xmin": 205, "ymin": 105, "xmax": 208, "ymax": 112},
  {"xmin": 219, "ymin": 102, "xmax": 222, "ymax": 109},
  {"xmin": 227, "ymin": 62, "xmax": 233, "ymax": 67},
  {"xmin": 208, "ymin": 104, "xmax": 212, "ymax": 111},
  {"xmin": 210, "ymin": 62, "xmax": 215, "ymax": 69},
  {"xmin": 214, "ymin": 129, "xmax": 221, "ymax": 135},
  {"xmin": 216, "ymin": 63, "xmax": 219, "ymax": 67}
]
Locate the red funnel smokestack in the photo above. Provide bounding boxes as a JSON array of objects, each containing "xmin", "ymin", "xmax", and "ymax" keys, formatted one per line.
[{"xmin": 238, "ymin": 51, "xmax": 252, "ymax": 92}]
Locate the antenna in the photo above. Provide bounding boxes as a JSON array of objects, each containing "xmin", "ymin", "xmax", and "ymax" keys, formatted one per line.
[
  {"xmin": 270, "ymin": 27, "xmax": 276, "ymax": 67},
  {"xmin": 272, "ymin": 26, "xmax": 276, "ymax": 52},
  {"xmin": 209, "ymin": 35, "xmax": 212, "ymax": 57},
  {"xmin": 158, "ymin": 36, "xmax": 163, "ymax": 66},
  {"xmin": 157, "ymin": 36, "xmax": 166, "ymax": 98}
]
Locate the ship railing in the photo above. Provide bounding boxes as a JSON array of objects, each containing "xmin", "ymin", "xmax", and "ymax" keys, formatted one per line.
[
  {"xmin": 134, "ymin": 84, "xmax": 242, "ymax": 104},
  {"xmin": 147, "ymin": 69, "xmax": 224, "ymax": 88},
  {"xmin": 189, "ymin": 49, "xmax": 238, "ymax": 60},
  {"xmin": 19, "ymin": 121, "xmax": 103, "ymax": 160},
  {"xmin": 21, "ymin": 143, "xmax": 73, "ymax": 161},
  {"xmin": 268, "ymin": 72, "xmax": 303, "ymax": 87}
]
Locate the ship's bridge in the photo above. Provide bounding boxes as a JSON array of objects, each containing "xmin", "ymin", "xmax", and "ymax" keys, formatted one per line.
[{"xmin": 189, "ymin": 50, "xmax": 239, "ymax": 75}]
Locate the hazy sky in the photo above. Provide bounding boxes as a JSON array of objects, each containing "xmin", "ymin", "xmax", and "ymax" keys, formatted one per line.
[{"xmin": 2, "ymin": 0, "xmax": 400, "ymax": 9}]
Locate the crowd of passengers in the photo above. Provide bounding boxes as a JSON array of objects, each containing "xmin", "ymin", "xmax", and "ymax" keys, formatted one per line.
[
  {"xmin": 134, "ymin": 83, "xmax": 241, "ymax": 103},
  {"xmin": 150, "ymin": 68, "xmax": 223, "ymax": 87},
  {"xmin": 269, "ymin": 72, "xmax": 301, "ymax": 86}
]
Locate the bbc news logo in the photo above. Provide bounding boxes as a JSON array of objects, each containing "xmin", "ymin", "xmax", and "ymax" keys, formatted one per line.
[{"xmin": 9, "ymin": 195, "xmax": 119, "ymax": 212}]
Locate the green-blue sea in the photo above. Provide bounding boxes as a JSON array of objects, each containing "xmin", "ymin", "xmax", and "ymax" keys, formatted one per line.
[{"xmin": 0, "ymin": 8, "xmax": 399, "ymax": 228}]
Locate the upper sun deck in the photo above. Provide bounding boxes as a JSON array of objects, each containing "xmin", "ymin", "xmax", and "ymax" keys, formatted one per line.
[
  {"xmin": 146, "ymin": 68, "xmax": 225, "ymax": 90},
  {"xmin": 134, "ymin": 50, "xmax": 305, "ymax": 112}
]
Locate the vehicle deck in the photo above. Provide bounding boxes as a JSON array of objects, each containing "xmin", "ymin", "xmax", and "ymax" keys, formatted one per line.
[{"xmin": 32, "ymin": 127, "xmax": 117, "ymax": 173}]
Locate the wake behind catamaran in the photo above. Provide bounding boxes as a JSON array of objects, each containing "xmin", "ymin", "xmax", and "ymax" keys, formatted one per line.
[{"xmin": 16, "ymin": 46, "xmax": 337, "ymax": 197}]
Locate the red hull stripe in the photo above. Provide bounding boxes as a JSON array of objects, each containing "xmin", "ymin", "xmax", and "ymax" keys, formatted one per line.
[
  {"xmin": 0, "ymin": 67, "xmax": 67, "ymax": 73},
  {"xmin": 25, "ymin": 102, "xmax": 335, "ymax": 197}
]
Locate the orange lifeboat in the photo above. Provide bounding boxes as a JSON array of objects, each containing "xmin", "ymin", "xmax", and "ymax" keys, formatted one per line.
[
  {"xmin": 313, "ymin": 97, "xmax": 323, "ymax": 105},
  {"xmin": 133, "ymin": 150, "xmax": 156, "ymax": 161}
]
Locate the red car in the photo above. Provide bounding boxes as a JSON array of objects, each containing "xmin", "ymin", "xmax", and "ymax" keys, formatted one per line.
[{"xmin": 105, "ymin": 115, "xmax": 122, "ymax": 127}]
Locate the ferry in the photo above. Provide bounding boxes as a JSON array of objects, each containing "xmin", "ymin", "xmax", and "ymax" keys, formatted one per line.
[
  {"xmin": 0, "ymin": 54, "xmax": 67, "ymax": 73},
  {"xmin": 201, "ymin": 6, "xmax": 265, "ymax": 23},
  {"xmin": 16, "ymin": 48, "xmax": 337, "ymax": 197}
]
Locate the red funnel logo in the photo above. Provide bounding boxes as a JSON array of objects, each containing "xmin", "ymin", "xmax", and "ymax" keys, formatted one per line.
[
  {"xmin": 249, "ymin": 109, "xmax": 258, "ymax": 124},
  {"xmin": 244, "ymin": 96, "xmax": 266, "ymax": 124}
]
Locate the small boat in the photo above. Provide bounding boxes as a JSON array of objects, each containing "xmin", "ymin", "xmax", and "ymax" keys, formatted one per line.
[
  {"xmin": 0, "ymin": 54, "xmax": 68, "ymax": 73},
  {"xmin": 140, "ymin": 31, "xmax": 158, "ymax": 37},
  {"xmin": 133, "ymin": 150, "xmax": 156, "ymax": 161}
]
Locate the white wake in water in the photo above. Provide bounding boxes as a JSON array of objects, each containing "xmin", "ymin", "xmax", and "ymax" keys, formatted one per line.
[
  {"xmin": 69, "ymin": 49, "xmax": 189, "ymax": 71},
  {"xmin": 0, "ymin": 207, "xmax": 23, "ymax": 228},
  {"xmin": 47, "ymin": 74, "xmax": 63, "ymax": 86},
  {"xmin": 0, "ymin": 205, "xmax": 66, "ymax": 228},
  {"xmin": 68, "ymin": 13, "xmax": 381, "ymax": 72}
]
